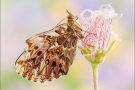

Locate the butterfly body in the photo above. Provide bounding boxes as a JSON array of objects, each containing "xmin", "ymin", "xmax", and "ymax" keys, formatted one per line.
[{"xmin": 15, "ymin": 10, "xmax": 83, "ymax": 82}]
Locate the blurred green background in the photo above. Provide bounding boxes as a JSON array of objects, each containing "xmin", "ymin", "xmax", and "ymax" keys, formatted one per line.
[{"xmin": 1, "ymin": 0, "xmax": 134, "ymax": 90}]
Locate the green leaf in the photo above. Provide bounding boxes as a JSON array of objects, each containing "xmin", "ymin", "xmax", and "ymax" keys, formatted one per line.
[
  {"xmin": 104, "ymin": 40, "xmax": 116, "ymax": 56},
  {"xmin": 78, "ymin": 46, "xmax": 91, "ymax": 54}
]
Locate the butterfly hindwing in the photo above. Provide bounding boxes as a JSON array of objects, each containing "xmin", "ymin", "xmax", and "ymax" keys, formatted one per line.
[{"xmin": 15, "ymin": 23, "xmax": 78, "ymax": 82}]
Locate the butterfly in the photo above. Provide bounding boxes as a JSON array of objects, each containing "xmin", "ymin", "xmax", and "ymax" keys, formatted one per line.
[{"xmin": 15, "ymin": 10, "xmax": 83, "ymax": 83}]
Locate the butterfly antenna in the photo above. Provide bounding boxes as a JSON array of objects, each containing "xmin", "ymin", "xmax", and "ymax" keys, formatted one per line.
[
  {"xmin": 53, "ymin": 10, "xmax": 74, "ymax": 29},
  {"xmin": 66, "ymin": 9, "xmax": 74, "ymax": 16}
]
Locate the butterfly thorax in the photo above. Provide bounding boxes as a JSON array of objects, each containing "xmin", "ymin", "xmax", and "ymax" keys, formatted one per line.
[{"xmin": 66, "ymin": 12, "xmax": 83, "ymax": 40}]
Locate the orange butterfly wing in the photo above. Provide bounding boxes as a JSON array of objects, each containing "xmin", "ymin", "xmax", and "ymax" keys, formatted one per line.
[{"xmin": 15, "ymin": 24, "xmax": 78, "ymax": 82}]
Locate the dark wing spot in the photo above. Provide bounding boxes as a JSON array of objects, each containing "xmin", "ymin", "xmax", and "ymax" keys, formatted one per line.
[
  {"xmin": 55, "ymin": 27, "xmax": 65, "ymax": 34},
  {"xmin": 31, "ymin": 57, "xmax": 36, "ymax": 62},
  {"xmin": 55, "ymin": 29, "xmax": 61, "ymax": 34},
  {"xmin": 34, "ymin": 46, "xmax": 38, "ymax": 49},
  {"xmin": 59, "ymin": 63, "xmax": 62, "ymax": 68},
  {"xmin": 52, "ymin": 61, "xmax": 56, "ymax": 67},
  {"xmin": 58, "ymin": 68, "xmax": 64, "ymax": 74},
  {"xmin": 57, "ymin": 35, "xmax": 65, "ymax": 45},
  {"xmin": 37, "ymin": 51, "xmax": 42, "ymax": 56}
]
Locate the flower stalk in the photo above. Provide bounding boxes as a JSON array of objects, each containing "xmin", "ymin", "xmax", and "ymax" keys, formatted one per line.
[
  {"xmin": 78, "ymin": 40, "xmax": 116, "ymax": 90},
  {"xmin": 91, "ymin": 63, "xmax": 99, "ymax": 90}
]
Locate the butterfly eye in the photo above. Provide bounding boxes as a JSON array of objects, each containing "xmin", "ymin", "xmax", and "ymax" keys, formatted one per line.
[{"xmin": 68, "ymin": 15, "xmax": 74, "ymax": 20}]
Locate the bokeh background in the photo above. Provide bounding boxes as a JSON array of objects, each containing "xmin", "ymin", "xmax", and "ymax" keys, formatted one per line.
[{"xmin": 1, "ymin": 0, "xmax": 134, "ymax": 90}]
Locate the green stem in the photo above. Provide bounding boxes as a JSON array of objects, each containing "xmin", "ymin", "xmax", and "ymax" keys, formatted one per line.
[{"xmin": 91, "ymin": 63, "xmax": 99, "ymax": 90}]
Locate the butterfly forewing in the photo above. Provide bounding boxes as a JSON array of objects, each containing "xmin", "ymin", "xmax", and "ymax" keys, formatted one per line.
[{"xmin": 15, "ymin": 23, "xmax": 79, "ymax": 82}]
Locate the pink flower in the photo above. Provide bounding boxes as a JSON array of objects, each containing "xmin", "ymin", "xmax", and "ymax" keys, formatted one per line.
[
  {"xmin": 79, "ymin": 4, "xmax": 120, "ymax": 55},
  {"xmin": 78, "ymin": 5, "xmax": 122, "ymax": 90}
]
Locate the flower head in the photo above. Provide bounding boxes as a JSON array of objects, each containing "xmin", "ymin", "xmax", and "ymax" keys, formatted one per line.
[{"xmin": 78, "ymin": 4, "xmax": 121, "ymax": 64}]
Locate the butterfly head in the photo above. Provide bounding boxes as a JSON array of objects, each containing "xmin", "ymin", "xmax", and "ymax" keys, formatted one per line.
[{"xmin": 66, "ymin": 9, "xmax": 78, "ymax": 21}]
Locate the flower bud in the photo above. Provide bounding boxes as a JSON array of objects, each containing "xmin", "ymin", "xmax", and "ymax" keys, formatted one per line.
[{"xmin": 78, "ymin": 4, "xmax": 120, "ymax": 64}]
